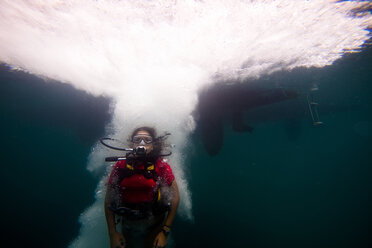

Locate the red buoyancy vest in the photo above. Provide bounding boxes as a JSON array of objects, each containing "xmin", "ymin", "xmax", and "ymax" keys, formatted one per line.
[
  {"xmin": 108, "ymin": 158, "xmax": 175, "ymax": 204},
  {"xmin": 120, "ymin": 171, "xmax": 157, "ymax": 203}
]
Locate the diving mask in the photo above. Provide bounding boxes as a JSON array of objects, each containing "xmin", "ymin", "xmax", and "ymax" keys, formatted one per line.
[{"xmin": 132, "ymin": 135, "xmax": 153, "ymax": 144}]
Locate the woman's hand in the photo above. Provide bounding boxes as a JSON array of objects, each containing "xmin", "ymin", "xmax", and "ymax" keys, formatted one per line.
[
  {"xmin": 153, "ymin": 231, "xmax": 168, "ymax": 248},
  {"xmin": 110, "ymin": 231, "xmax": 126, "ymax": 248}
]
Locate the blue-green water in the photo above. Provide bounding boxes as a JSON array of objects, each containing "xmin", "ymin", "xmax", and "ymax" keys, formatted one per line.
[
  {"xmin": 1, "ymin": 47, "xmax": 371, "ymax": 248},
  {"xmin": 0, "ymin": 67, "xmax": 110, "ymax": 247}
]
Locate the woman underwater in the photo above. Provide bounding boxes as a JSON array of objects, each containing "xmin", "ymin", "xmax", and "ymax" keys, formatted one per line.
[{"xmin": 105, "ymin": 127, "xmax": 180, "ymax": 248}]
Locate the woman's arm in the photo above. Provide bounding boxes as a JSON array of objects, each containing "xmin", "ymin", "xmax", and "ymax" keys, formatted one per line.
[
  {"xmin": 153, "ymin": 180, "xmax": 180, "ymax": 247},
  {"xmin": 164, "ymin": 180, "xmax": 180, "ymax": 228},
  {"xmin": 105, "ymin": 186, "xmax": 126, "ymax": 248},
  {"xmin": 105, "ymin": 186, "xmax": 117, "ymax": 236}
]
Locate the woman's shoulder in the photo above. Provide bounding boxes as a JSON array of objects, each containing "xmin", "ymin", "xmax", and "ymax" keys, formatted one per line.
[
  {"xmin": 112, "ymin": 160, "xmax": 126, "ymax": 170},
  {"xmin": 156, "ymin": 157, "xmax": 171, "ymax": 167},
  {"xmin": 156, "ymin": 158, "xmax": 174, "ymax": 173},
  {"xmin": 156, "ymin": 158, "xmax": 175, "ymax": 184}
]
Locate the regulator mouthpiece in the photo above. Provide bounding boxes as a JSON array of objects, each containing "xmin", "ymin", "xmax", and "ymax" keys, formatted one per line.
[{"xmin": 134, "ymin": 146, "xmax": 147, "ymax": 157}]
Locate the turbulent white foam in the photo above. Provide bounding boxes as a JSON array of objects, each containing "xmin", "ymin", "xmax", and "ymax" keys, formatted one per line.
[{"xmin": 0, "ymin": 1, "xmax": 371, "ymax": 247}]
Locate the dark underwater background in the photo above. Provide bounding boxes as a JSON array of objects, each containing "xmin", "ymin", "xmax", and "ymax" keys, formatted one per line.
[{"xmin": 1, "ymin": 45, "xmax": 371, "ymax": 248}]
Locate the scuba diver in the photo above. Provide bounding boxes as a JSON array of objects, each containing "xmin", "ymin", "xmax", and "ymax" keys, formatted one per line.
[{"xmin": 104, "ymin": 127, "xmax": 180, "ymax": 248}]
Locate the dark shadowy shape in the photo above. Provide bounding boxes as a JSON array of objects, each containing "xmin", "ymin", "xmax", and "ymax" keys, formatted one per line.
[
  {"xmin": 195, "ymin": 43, "xmax": 372, "ymax": 156},
  {"xmin": 0, "ymin": 63, "xmax": 113, "ymax": 248},
  {"xmin": 196, "ymin": 82, "xmax": 299, "ymax": 156},
  {"xmin": 0, "ymin": 64, "xmax": 112, "ymax": 145}
]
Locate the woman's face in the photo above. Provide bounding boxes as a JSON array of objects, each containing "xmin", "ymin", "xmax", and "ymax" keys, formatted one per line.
[{"xmin": 132, "ymin": 130, "xmax": 154, "ymax": 155}]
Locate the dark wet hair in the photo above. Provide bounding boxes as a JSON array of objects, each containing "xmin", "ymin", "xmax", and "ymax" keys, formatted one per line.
[
  {"xmin": 129, "ymin": 126, "xmax": 165, "ymax": 159},
  {"xmin": 131, "ymin": 126, "xmax": 157, "ymax": 140}
]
